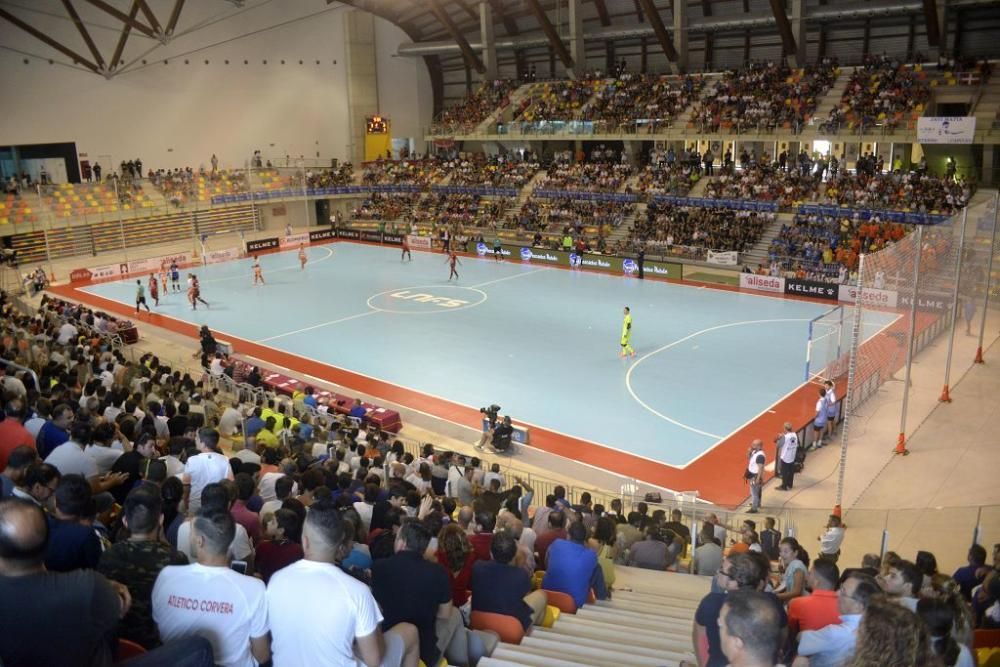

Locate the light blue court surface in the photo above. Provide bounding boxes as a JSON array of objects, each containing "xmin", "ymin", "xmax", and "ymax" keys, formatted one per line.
[{"xmin": 84, "ymin": 243, "xmax": 896, "ymax": 466}]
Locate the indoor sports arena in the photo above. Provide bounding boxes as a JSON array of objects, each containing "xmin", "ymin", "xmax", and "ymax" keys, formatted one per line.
[{"xmin": 2, "ymin": 1, "xmax": 1000, "ymax": 665}]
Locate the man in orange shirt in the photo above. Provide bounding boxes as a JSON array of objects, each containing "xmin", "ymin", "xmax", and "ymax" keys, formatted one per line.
[{"xmin": 787, "ymin": 557, "xmax": 841, "ymax": 637}]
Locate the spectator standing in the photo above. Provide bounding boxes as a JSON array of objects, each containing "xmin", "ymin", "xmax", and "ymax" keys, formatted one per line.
[
  {"xmin": 152, "ymin": 509, "xmax": 271, "ymax": 666},
  {"xmin": 1, "ymin": 446, "xmax": 36, "ymax": 498},
  {"xmin": 746, "ymin": 438, "xmax": 766, "ymax": 513},
  {"xmin": 35, "ymin": 403, "xmax": 73, "ymax": 459},
  {"xmin": 817, "ymin": 515, "xmax": 846, "ymax": 563},
  {"xmin": 182, "ymin": 428, "xmax": 232, "ymax": 514},
  {"xmin": 760, "ymin": 517, "xmax": 782, "ymax": 561},
  {"xmin": 256, "ymin": 508, "xmax": 303, "ymax": 584},
  {"xmin": 0, "ymin": 399, "xmax": 35, "ymax": 470},
  {"xmin": 776, "ymin": 422, "xmax": 799, "ymax": 490}
]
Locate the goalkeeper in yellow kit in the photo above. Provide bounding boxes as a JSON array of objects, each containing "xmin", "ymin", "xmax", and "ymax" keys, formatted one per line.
[{"xmin": 620, "ymin": 306, "xmax": 635, "ymax": 358}]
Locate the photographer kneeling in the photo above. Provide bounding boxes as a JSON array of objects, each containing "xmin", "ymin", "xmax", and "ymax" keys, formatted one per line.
[
  {"xmin": 491, "ymin": 416, "xmax": 514, "ymax": 453},
  {"xmin": 475, "ymin": 404, "xmax": 501, "ymax": 450}
]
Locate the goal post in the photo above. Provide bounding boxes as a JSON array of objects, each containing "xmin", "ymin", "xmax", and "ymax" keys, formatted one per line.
[{"xmin": 805, "ymin": 304, "xmax": 847, "ymax": 382}]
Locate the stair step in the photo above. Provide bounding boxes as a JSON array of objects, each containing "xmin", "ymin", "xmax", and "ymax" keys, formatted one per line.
[{"xmin": 531, "ymin": 628, "xmax": 691, "ymax": 663}]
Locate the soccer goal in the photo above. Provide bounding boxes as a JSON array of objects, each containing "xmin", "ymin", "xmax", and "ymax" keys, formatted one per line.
[{"xmin": 805, "ymin": 305, "xmax": 849, "ymax": 382}]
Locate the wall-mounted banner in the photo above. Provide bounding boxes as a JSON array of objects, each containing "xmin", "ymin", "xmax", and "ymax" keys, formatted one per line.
[{"xmin": 917, "ymin": 116, "xmax": 976, "ymax": 145}]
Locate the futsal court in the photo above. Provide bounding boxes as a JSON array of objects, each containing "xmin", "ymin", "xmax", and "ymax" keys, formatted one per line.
[{"xmin": 66, "ymin": 240, "xmax": 895, "ymax": 485}]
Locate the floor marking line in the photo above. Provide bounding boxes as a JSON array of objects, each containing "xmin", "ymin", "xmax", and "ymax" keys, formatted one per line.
[
  {"xmin": 625, "ymin": 318, "xmax": 812, "ymax": 439},
  {"xmin": 199, "ymin": 246, "xmax": 334, "ymax": 285},
  {"xmin": 257, "ymin": 309, "xmax": 378, "ymax": 342},
  {"xmin": 470, "ymin": 267, "xmax": 547, "ymax": 289}
]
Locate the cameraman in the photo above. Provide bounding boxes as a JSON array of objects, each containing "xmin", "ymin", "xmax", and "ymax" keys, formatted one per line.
[
  {"xmin": 491, "ymin": 416, "xmax": 514, "ymax": 453},
  {"xmin": 475, "ymin": 404, "xmax": 501, "ymax": 450}
]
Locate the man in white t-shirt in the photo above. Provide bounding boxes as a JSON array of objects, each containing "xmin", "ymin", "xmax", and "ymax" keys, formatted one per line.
[
  {"xmin": 776, "ymin": 422, "xmax": 799, "ymax": 491},
  {"xmin": 218, "ymin": 402, "xmax": 243, "ymax": 437},
  {"xmin": 746, "ymin": 439, "xmax": 765, "ymax": 514},
  {"xmin": 267, "ymin": 498, "xmax": 419, "ymax": 667},
  {"xmin": 57, "ymin": 321, "xmax": 78, "ymax": 345},
  {"xmin": 152, "ymin": 509, "xmax": 270, "ymax": 667},
  {"xmin": 182, "ymin": 428, "xmax": 233, "ymax": 514}
]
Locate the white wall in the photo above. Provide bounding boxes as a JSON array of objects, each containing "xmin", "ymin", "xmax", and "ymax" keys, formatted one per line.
[
  {"xmin": 0, "ymin": 1, "xmax": 352, "ymax": 173},
  {"xmin": 373, "ymin": 18, "xmax": 433, "ymax": 156}
]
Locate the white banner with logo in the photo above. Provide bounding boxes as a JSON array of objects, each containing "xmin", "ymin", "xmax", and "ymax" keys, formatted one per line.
[
  {"xmin": 706, "ymin": 250, "xmax": 739, "ymax": 266},
  {"xmin": 838, "ymin": 284, "xmax": 899, "ymax": 309},
  {"xmin": 280, "ymin": 232, "xmax": 311, "ymax": 248},
  {"xmin": 739, "ymin": 273, "xmax": 785, "ymax": 294},
  {"xmin": 203, "ymin": 247, "xmax": 241, "ymax": 265},
  {"xmin": 127, "ymin": 252, "xmax": 192, "ymax": 275},
  {"xmin": 407, "ymin": 234, "xmax": 433, "ymax": 250},
  {"xmin": 917, "ymin": 116, "xmax": 976, "ymax": 145}
]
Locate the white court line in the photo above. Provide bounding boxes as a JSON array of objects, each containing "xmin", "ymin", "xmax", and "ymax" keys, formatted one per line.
[
  {"xmin": 471, "ymin": 268, "xmax": 547, "ymax": 289},
  {"xmin": 200, "ymin": 246, "xmax": 334, "ymax": 285},
  {"xmin": 625, "ymin": 318, "xmax": 812, "ymax": 439},
  {"xmin": 257, "ymin": 309, "xmax": 378, "ymax": 343}
]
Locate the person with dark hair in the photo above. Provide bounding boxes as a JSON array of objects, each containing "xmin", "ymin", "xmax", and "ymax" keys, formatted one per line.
[
  {"xmin": 152, "ymin": 508, "xmax": 271, "ymax": 666},
  {"xmin": 693, "ymin": 522, "xmax": 724, "ymax": 576},
  {"xmin": 788, "ymin": 557, "xmax": 841, "ymax": 637},
  {"xmin": 720, "ymin": 590, "xmax": 786, "ymax": 667},
  {"xmin": 542, "ymin": 519, "xmax": 607, "ymax": 607},
  {"xmin": 181, "ymin": 427, "xmax": 232, "ymax": 513},
  {"xmin": 45, "ymin": 420, "xmax": 129, "ymax": 496},
  {"xmin": 688, "ymin": 553, "xmax": 784, "ymax": 667},
  {"xmin": 776, "ymin": 536, "xmax": 809, "ymax": 602},
  {"xmin": 0, "ymin": 398, "xmax": 35, "ymax": 471},
  {"xmin": 12, "ymin": 461, "xmax": 61, "ymax": 507},
  {"xmin": 471, "ymin": 529, "xmax": 549, "ymax": 630},
  {"xmin": 256, "ymin": 508, "xmax": 303, "ymax": 584},
  {"xmin": 534, "ymin": 510, "xmax": 568, "ymax": 567},
  {"xmin": 953, "ymin": 544, "xmax": 988, "ymax": 601},
  {"xmin": 880, "ymin": 559, "xmax": 922, "ymax": 611},
  {"xmin": 35, "ymin": 402, "xmax": 73, "ymax": 459},
  {"xmin": 469, "ymin": 509, "xmax": 497, "ymax": 562},
  {"xmin": 436, "ymin": 523, "xmax": 476, "ymax": 607},
  {"xmin": 847, "ymin": 597, "xmax": 939, "ymax": 667},
  {"xmin": 918, "ymin": 597, "xmax": 975, "ymax": 667},
  {"xmin": 0, "ymin": 498, "xmax": 149, "ymax": 667},
  {"xmin": 109, "ymin": 431, "xmax": 159, "ymax": 504},
  {"xmin": 44, "ymin": 474, "xmax": 103, "ymax": 572},
  {"xmin": 1, "ymin": 445, "xmax": 37, "ymax": 498},
  {"xmin": 796, "ymin": 571, "xmax": 882, "ymax": 667},
  {"xmin": 915, "ymin": 550, "xmax": 939, "ymax": 594},
  {"xmin": 372, "ymin": 521, "xmax": 455, "ymax": 666},
  {"xmin": 97, "ymin": 484, "xmax": 188, "ymax": 648},
  {"xmin": 230, "ymin": 472, "xmax": 260, "ymax": 546},
  {"xmin": 267, "ymin": 498, "xmax": 419, "ymax": 667}
]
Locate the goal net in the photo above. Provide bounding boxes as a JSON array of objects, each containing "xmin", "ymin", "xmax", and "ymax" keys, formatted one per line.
[{"xmin": 805, "ymin": 305, "xmax": 847, "ymax": 382}]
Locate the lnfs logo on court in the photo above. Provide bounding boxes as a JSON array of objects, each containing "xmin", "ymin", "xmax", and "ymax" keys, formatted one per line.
[{"xmin": 389, "ymin": 290, "xmax": 469, "ymax": 308}]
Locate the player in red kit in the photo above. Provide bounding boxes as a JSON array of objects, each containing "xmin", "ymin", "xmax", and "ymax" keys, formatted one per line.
[
  {"xmin": 401, "ymin": 236, "xmax": 412, "ymax": 261},
  {"xmin": 298, "ymin": 244, "xmax": 307, "ymax": 270},
  {"xmin": 446, "ymin": 251, "xmax": 461, "ymax": 281},
  {"xmin": 148, "ymin": 273, "xmax": 159, "ymax": 307}
]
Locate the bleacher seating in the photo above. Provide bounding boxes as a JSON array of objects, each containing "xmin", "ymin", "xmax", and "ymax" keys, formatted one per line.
[
  {"xmin": 0, "ymin": 195, "xmax": 38, "ymax": 226},
  {"xmin": 432, "ymin": 79, "xmax": 519, "ymax": 134},
  {"xmin": 820, "ymin": 55, "xmax": 930, "ymax": 133},
  {"xmin": 627, "ymin": 203, "xmax": 771, "ymax": 261},
  {"xmin": 45, "ymin": 181, "xmax": 154, "ymax": 219},
  {"xmin": 690, "ymin": 60, "xmax": 838, "ymax": 132},
  {"xmin": 582, "ymin": 73, "xmax": 704, "ymax": 133},
  {"xmin": 512, "ymin": 78, "xmax": 601, "ymax": 122}
]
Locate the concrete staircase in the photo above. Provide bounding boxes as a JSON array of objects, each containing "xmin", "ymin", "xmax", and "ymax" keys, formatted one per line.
[
  {"xmin": 479, "ymin": 82, "xmax": 537, "ymax": 133},
  {"xmin": 479, "ymin": 567, "xmax": 707, "ymax": 667},
  {"xmin": 741, "ymin": 211, "xmax": 793, "ymax": 270},
  {"xmin": 808, "ymin": 66, "xmax": 853, "ymax": 129},
  {"xmin": 686, "ymin": 177, "xmax": 711, "ymax": 198},
  {"xmin": 971, "ymin": 76, "xmax": 1000, "ymax": 131},
  {"xmin": 607, "ymin": 203, "xmax": 644, "ymax": 248}
]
